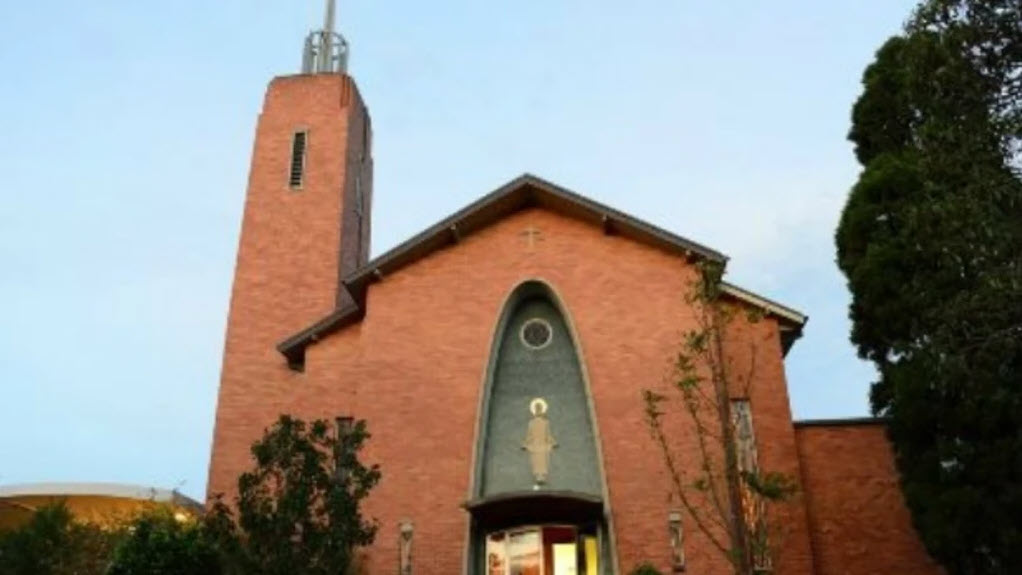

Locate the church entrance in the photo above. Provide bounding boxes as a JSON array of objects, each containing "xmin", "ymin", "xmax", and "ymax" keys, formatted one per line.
[
  {"xmin": 485, "ymin": 525, "xmax": 599, "ymax": 575},
  {"xmin": 465, "ymin": 491, "xmax": 608, "ymax": 575}
]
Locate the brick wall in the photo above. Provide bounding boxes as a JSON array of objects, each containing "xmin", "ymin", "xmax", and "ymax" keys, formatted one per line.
[
  {"xmin": 207, "ymin": 74, "xmax": 368, "ymax": 502},
  {"xmin": 721, "ymin": 304, "xmax": 817, "ymax": 573},
  {"xmin": 795, "ymin": 422, "xmax": 941, "ymax": 575}
]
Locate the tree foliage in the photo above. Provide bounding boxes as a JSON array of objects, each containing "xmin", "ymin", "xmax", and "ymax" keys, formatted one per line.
[
  {"xmin": 644, "ymin": 262, "xmax": 797, "ymax": 575},
  {"xmin": 837, "ymin": 2, "xmax": 1022, "ymax": 572},
  {"xmin": 206, "ymin": 415, "xmax": 381, "ymax": 575},
  {"xmin": 107, "ymin": 509, "xmax": 221, "ymax": 575},
  {"xmin": 0, "ymin": 502, "xmax": 120, "ymax": 575},
  {"xmin": 0, "ymin": 416, "xmax": 379, "ymax": 574},
  {"xmin": 912, "ymin": 0, "xmax": 1022, "ymax": 157}
]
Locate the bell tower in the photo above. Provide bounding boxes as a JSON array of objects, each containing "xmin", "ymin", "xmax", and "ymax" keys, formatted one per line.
[{"xmin": 206, "ymin": 1, "xmax": 372, "ymax": 500}]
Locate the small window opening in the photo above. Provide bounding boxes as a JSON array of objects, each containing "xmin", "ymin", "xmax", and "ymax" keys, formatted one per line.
[
  {"xmin": 289, "ymin": 131, "xmax": 308, "ymax": 189},
  {"xmin": 520, "ymin": 318, "xmax": 553, "ymax": 350}
]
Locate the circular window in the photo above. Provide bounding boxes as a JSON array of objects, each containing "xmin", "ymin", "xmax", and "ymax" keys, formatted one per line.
[{"xmin": 520, "ymin": 318, "xmax": 553, "ymax": 349}]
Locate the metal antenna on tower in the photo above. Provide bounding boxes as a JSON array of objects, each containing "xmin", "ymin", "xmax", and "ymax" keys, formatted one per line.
[
  {"xmin": 319, "ymin": 0, "xmax": 336, "ymax": 71},
  {"xmin": 302, "ymin": 0, "xmax": 349, "ymax": 74}
]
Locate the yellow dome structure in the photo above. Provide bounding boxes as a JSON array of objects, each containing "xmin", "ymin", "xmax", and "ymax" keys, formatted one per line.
[{"xmin": 0, "ymin": 483, "xmax": 203, "ymax": 531}]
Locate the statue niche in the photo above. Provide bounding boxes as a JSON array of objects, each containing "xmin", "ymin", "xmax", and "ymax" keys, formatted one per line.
[{"xmin": 476, "ymin": 292, "xmax": 601, "ymax": 497}]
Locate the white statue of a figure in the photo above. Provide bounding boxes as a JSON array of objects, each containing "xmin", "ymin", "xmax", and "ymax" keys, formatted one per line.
[{"xmin": 522, "ymin": 398, "xmax": 557, "ymax": 484}]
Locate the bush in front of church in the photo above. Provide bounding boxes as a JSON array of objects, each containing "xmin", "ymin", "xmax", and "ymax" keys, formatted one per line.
[
  {"xmin": 0, "ymin": 502, "xmax": 120, "ymax": 575},
  {"xmin": 204, "ymin": 414, "xmax": 381, "ymax": 575},
  {"xmin": 106, "ymin": 509, "xmax": 222, "ymax": 575}
]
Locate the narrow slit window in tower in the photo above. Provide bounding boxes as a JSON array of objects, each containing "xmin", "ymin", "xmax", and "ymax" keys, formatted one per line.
[{"xmin": 289, "ymin": 131, "xmax": 308, "ymax": 189}]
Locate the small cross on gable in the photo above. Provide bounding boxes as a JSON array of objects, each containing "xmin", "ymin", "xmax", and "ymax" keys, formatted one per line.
[{"xmin": 520, "ymin": 226, "xmax": 543, "ymax": 249}]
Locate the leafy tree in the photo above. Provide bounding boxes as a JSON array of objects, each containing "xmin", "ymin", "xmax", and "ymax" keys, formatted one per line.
[
  {"xmin": 0, "ymin": 502, "xmax": 120, "ymax": 575},
  {"xmin": 206, "ymin": 415, "xmax": 381, "ymax": 575},
  {"xmin": 644, "ymin": 262, "xmax": 797, "ymax": 575},
  {"xmin": 837, "ymin": 2, "xmax": 1022, "ymax": 572},
  {"xmin": 107, "ymin": 508, "xmax": 222, "ymax": 575}
]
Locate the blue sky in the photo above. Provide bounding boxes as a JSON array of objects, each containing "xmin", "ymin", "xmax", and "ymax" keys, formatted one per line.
[{"xmin": 0, "ymin": 1, "xmax": 916, "ymax": 500}]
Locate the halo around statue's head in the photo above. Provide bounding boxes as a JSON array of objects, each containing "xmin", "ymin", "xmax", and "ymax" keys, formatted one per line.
[{"xmin": 529, "ymin": 398, "xmax": 548, "ymax": 416}]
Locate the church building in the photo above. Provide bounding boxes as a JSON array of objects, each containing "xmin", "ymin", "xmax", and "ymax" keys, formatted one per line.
[{"xmin": 207, "ymin": 5, "xmax": 940, "ymax": 574}]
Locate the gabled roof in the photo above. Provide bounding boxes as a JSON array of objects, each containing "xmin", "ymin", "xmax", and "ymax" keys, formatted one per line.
[{"xmin": 278, "ymin": 174, "xmax": 807, "ymax": 368}]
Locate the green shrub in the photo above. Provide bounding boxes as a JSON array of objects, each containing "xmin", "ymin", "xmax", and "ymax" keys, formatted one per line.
[
  {"xmin": 107, "ymin": 509, "xmax": 221, "ymax": 575},
  {"xmin": 0, "ymin": 502, "xmax": 120, "ymax": 575}
]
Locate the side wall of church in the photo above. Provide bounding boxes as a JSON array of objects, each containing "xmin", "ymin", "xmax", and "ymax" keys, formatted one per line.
[
  {"xmin": 795, "ymin": 422, "xmax": 940, "ymax": 575},
  {"xmin": 280, "ymin": 207, "xmax": 817, "ymax": 575},
  {"xmin": 721, "ymin": 307, "xmax": 817, "ymax": 572}
]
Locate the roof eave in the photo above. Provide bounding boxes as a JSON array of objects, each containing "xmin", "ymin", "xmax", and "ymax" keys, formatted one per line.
[
  {"xmin": 718, "ymin": 282, "xmax": 807, "ymax": 357},
  {"xmin": 794, "ymin": 417, "xmax": 887, "ymax": 428},
  {"xmin": 344, "ymin": 174, "xmax": 728, "ymax": 288},
  {"xmin": 277, "ymin": 296, "xmax": 364, "ymax": 370}
]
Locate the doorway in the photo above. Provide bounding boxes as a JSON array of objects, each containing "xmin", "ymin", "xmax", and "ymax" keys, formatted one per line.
[{"xmin": 485, "ymin": 525, "xmax": 599, "ymax": 575}]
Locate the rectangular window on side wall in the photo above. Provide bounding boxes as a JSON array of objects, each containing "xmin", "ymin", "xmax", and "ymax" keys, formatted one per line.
[
  {"xmin": 288, "ymin": 130, "xmax": 308, "ymax": 189},
  {"xmin": 730, "ymin": 399, "xmax": 772, "ymax": 572},
  {"xmin": 730, "ymin": 399, "xmax": 758, "ymax": 474}
]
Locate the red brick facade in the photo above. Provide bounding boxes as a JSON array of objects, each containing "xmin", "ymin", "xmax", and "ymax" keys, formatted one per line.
[
  {"xmin": 207, "ymin": 73, "xmax": 939, "ymax": 574},
  {"xmin": 207, "ymin": 74, "xmax": 370, "ymax": 503},
  {"xmin": 796, "ymin": 423, "xmax": 941, "ymax": 575}
]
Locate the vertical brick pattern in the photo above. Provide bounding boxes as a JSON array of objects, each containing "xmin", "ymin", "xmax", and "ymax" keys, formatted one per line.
[
  {"xmin": 207, "ymin": 74, "xmax": 370, "ymax": 502},
  {"xmin": 796, "ymin": 424, "xmax": 941, "ymax": 575}
]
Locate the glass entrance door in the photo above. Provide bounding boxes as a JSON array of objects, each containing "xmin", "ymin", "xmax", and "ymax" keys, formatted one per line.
[
  {"xmin": 508, "ymin": 529, "xmax": 541, "ymax": 575},
  {"xmin": 485, "ymin": 525, "xmax": 599, "ymax": 575}
]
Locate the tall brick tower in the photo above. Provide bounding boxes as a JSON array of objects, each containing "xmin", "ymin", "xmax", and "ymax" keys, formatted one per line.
[{"xmin": 206, "ymin": 1, "xmax": 372, "ymax": 500}]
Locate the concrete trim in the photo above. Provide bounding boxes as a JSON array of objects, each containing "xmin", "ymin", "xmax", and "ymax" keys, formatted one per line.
[
  {"xmin": 547, "ymin": 279, "xmax": 622, "ymax": 575},
  {"xmin": 462, "ymin": 282, "xmax": 520, "ymax": 575}
]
